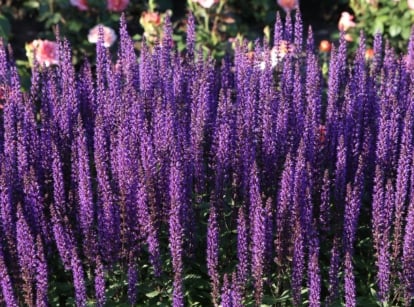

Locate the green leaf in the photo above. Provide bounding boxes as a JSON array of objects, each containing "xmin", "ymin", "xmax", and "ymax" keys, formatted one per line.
[
  {"xmin": 373, "ymin": 21, "xmax": 384, "ymax": 34},
  {"xmin": 389, "ymin": 24, "xmax": 401, "ymax": 37},
  {"xmin": 401, "ymin": 27, "xmax": 411, "ymax": 40},
  {"xmin": 146, "ymin": 290, "xmax": 160, "ymax": 298},
  {"xmin": 0, "ymin": 14, "xmax": 11, "ymax": 39},
  {"xmin": 369, "ymin": 286, "xmax": 377, "ymax": 299},
  {"xmin": 132, "ymin": 34, "xmax": 142, "ymax": 41},
  {"xmin": 184, "ymin": 274, "xmax": 202, "ymax": 281},
  {"xmin": 23, "ymin": 1, "xmax": 40, "ymax": 8}
]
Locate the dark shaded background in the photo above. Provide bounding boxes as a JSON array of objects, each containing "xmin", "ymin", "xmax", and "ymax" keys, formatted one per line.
[{"xmin": 7, "ymin": 0, "xmax": 351, "ymax": 61}]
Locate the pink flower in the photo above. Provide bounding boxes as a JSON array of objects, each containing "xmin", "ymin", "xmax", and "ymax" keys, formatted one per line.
[
  {"xmin": 338, "ymin": 12, "xmax": 356, "ymax": 32},
  {"xmin": 141, "ymin": 11, "xmax": 161, "ymax": 26},
  {"xmin": 107, "ymin": 0, "xmax": 129, "ymax": 12},
  {"xmin": 70, "ymin": 0, "xmax": 88, "ymax": 11},
  {"xmin": 277, "ymin": 0, "xmax": 299, "ymax": 12},
  {"xmin": 409, "ymin": 0, "xmax": 414, "ymax": 10},
  {"xmin": 365, "ymin": 48, "xmax": 374, "ymax": 60},
  {"xmin": 88, "ymin": 25, "xmax": 117, "ymax": 48},
  {"xmin": 319, "ymin": 40, "xmax": 332, "ymax": 53},
  {"xmin": 27, "ymin": 39, "xmax": 59, "ymax": 67},
  {"xmin": 193, "ymin": 0, "xmax": 219, "ymax": 9}
]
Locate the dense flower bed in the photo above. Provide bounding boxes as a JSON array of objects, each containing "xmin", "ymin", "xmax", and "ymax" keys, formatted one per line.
[{"xmin": 0, "ymin": 11, "xmax": 413, "ymax": 306}]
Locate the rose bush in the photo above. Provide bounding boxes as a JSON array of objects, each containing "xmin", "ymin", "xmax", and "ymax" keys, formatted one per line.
[{"xmin": 348, "ymin": 0, "xmax": 414, "ymax": 52}]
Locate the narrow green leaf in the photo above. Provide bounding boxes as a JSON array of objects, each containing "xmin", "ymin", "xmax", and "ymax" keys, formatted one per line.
[{"xmin": 146, "ymin": 290, "xmax": 160, "ymax": 298}]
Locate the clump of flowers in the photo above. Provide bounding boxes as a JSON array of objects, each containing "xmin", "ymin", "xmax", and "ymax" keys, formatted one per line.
[{"xmin": 1, "ymin": 10, "xmax": 414, "ymax": 307}]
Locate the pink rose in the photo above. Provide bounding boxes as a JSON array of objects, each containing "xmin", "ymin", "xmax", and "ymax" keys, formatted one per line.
[
  {"xmin": 277, "ymin": 0, "xmax": 299, "ymax": 12},
  {"xmin": 193, "ymin": 0, "xmax": 219, "ymax": 9},
  {"xmin": 107, "ymin": 0, "xmax": 129, "ymax": 12},
  {"xmin": 28, "ymin": 39, "xmax": 59, "ymax": 67},
  {"xmin": 88, "ymin": 25, "xmax": 117, "ymax": 48},
  {"xmin": 70, "ymin": 0, "xmax": 88, "ymax": 11},
  {"xmin": 338, "ymin": 12, "xmax": 356, "ymax": 32},
  {"xmin": 409, "ymin": 0, "xmax": 414, "ymax": 10}
]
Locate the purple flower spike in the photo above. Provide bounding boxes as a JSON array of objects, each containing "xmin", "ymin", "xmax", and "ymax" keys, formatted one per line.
[
  {"xmin": 0, "ymin": 165, "xmax": 16, "ymax": 254},
  {"xmin": 275, "ymin": 154, "xmax": 295, "ymax": 270},
  {"xmin": 251, "ymin": 184, "xmax": 265, "ymax": 305},
  {"xmin": 186, "ymin": 12, "xmax": 196, "ymax": 58},
  {"xmin": 169, "ymin": 154, "xmax": 186, "ymax": 307},
  {"xmin": 326, "ymin": 236, "xmax": 341, "ymax": 306},
  {"xmin": 236, "ymin": 207, "xmax": 249, "ymax": 292},
  {"xmin": 291, "ymin": 222, "xmax": 304, "ymax": 306},
  {"xmin": 16, "ymin": 204, "xmax": 36, "ymax": 306},
  {"xmin": 35, "ymin": 235, "xmax": 48, "ymax": 307},
  {"xmin": 95, "ymin": 255, "xmax": 106, "ymax": 307},
  {"xmin": 294, "ymin": 10, "xmax": 303, "ymax": 51},
  {"xmin": 207, "ymin": 205, "xmax": 220, "ymax": 306},
  {"xmin": 127, "ymin": 261, "xmax": 138, "ymax": 305},
  {"xmin": 220, "ymin": 274, "xmax": 232, "ymax": 307},
  {"xmin": 344, "ymin": 251, "xmax": 356, "ymax": 307},
  {"xmin": 308, "ymin": 224, "xmax": 321, "ymax": 307},
  {"xmin": 75, "ymin": 116, "xmax": 96, "ymax": 261},
  {"xmin": 377, "ymin": 180, "xmax": 393, "ymax": 302},
  {"xmin": 71, "ymin": 248, "xmax": 87, "ymax": 307},
  {"xmin": 0, "ymin": 244, "xmax": 18, "ymax": 307}
]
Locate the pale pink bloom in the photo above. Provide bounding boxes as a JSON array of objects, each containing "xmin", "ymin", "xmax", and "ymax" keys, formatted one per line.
[
  {"xmin": 277, "ymin": 0, "xmax": 299, "ymax": 12},
  {"xmin": 88, "ymin": 25, "xmax": 117, "ymax": 48},
  {"xmin": 107, "ymin": 0, "xmax": 129, "ymax": 12},
  {"xmin": 70, "ymin": 0, "xmax": 88, "ymax": 11},
  {"xmin": 338, "ymin": 12, "xmax": 356, "ymax": 32},
  {"xmin": 28, "ymin": 40, "xmax": 59, "ymax": 67},
  {"xmin": 408, "ymin": 0, "xmax": 414, "ymax": 10},
  {"xmin": 193, "ymin": 0, "xmax": 219, "ymax": 9}
]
